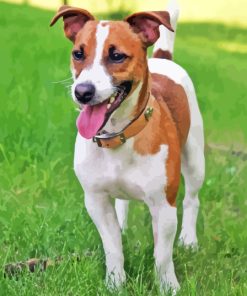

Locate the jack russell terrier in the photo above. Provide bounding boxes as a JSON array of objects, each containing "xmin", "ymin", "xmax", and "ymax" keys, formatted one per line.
[{"xmin": 50, "ymin": 0, "xmax": 205, "ymax": 292}]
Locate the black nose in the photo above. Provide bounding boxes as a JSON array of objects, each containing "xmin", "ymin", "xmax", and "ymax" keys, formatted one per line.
[{"xmin": 75, "ymin": 83, "xmax": 95, "ymax": 104}]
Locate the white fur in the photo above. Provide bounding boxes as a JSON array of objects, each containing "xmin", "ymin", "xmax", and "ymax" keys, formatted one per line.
[
  {"xmin": 148, "ymin": 202, "xmax": 180, "ymax": 291},
  {"xmin": 148, "ymin": 58, "xmax": 187, "ymax": 85},
  {"xmin": 84, "ymin": 190, "xmax": 126, "ymax": 289},
  {"xmin": 74, "ymin": 139, "xmax": 173, "ymax": 287},
  {"xmin": 167, "ymin": 0, "xmax": 180, "ymax": 30},
  {"xmin": 179, "ymin": 129, "xmax": 205, "ymax": 247},
  {"xmin": 153, "ymin": 25, "xmax": 175, "ymax": 54},
  {"xmin": 71, "ymin": 22, "xmax": 114, "ymax": 104},
  {"xmin": 74, "ymin": 138, "xmax": 168, "ymax": 202}
]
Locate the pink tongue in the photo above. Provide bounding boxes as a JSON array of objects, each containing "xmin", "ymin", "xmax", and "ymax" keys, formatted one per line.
[{"xmin": 76, "ymin": 101, "xmax": 108, "ymax": 139}]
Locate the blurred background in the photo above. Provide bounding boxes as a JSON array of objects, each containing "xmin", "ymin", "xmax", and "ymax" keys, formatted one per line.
[
  {"xmin": 0, "ymin": 0, "xmax": 246, "ymax": 295},
  {"xmin": 2, "ymin": 0, "xmax": 247, "ymax": 25}
]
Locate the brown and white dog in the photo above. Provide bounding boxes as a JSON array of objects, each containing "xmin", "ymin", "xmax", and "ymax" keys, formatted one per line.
[{"xmin": 50, "ymin": 0, "xmax": 205, "ymax": 292}]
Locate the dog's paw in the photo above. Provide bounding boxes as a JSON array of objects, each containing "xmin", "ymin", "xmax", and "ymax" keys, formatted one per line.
[
  {"xmin": 160, "ymin": 275, "xmax": 180, "ymax": 296},
  {"xmin": 155, "ymin": 265, "xmax": 180, "ymax": 295},
  {"xmin": 105, "ymin": 270, "xmax": 126, "ymax": 291},
  {"xmin": 178, "ymin": 232, "xmax": 198, "ymax": 250}
]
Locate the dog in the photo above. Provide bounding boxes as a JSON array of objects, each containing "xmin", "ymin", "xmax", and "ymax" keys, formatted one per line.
[{"xmin": 50, "ymin": 0, "xmax": 205, "ymax": 292}]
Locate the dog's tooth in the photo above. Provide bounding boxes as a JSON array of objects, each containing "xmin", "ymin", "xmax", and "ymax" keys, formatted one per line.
[
  {"xmin": 107, "ymin": 103, "xmax": 111, "ymax": 109},
  {"xmin": 110, "ymin": 96, "xmax": 115, "ymax": 104}
]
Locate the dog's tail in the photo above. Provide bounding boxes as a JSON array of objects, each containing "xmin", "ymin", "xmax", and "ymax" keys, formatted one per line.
[{"xmin": 153, "ymin": 0, "xmax": 179, "ymax": 60}]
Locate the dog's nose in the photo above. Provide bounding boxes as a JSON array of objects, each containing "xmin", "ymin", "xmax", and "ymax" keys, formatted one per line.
[{"xmin": 75, "ymin": 83, "xmax": 95, "ymax": 104}]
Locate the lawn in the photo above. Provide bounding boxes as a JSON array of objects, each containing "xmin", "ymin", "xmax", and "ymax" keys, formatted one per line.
[{"xmin": 0, "ymin": 2, "xmax": 246, "ymax": 295}]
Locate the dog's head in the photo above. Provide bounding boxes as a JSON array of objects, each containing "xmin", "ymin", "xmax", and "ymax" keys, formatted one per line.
[{"xmin": 50, "ymin": 6, "xmax": 173, "ymax": 139}]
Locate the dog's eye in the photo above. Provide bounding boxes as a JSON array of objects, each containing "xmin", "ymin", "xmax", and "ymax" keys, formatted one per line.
[
  {"xmin": 72, "ymin": 49, "xmax": 84, "ymax": 61},
  {"xmin": 109, "ymin": 47, "xmax": 127, "ymax": 63}
]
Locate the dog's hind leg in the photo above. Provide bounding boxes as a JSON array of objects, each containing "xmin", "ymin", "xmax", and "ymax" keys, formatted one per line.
[
  {"xmin": 179, "ymin": 129, "xmax": 205, "ymax": 248},
  {"xmin": 115, "ymin": 199, "xmax": 129, "ymax": 232}
]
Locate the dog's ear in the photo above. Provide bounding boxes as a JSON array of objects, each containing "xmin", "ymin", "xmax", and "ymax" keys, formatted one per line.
[
  {"xmin": 124, "ymin": 11, "xmax": 174, "ymax": 47},
  {"xmin": 50, "ymin": 5, "xmax": 95, "ymax": 42}
]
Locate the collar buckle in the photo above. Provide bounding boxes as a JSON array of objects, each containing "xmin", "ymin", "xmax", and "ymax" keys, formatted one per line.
[{"xmin": 92, "ymin": 136, "xmax": 102, "ymax": 147}]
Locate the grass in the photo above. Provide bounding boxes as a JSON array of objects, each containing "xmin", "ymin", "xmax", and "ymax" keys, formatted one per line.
[{"xmin": 0, "ymin": 2, "xmax": 246, "ymax": 295}]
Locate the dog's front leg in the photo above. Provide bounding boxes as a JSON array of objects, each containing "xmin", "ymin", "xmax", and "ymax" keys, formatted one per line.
[
  {"xmin": 148, "ymin": 201, "xmax": 180, "ymax": 293},
  {"xmin": 84, "ymin": 192, "xmax": 126, "ymax": 290}
]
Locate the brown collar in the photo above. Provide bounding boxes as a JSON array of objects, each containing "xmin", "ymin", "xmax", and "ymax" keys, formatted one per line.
[{"xmin": 92, "ymin": 92, "xmax": 153, "ymax": 149}]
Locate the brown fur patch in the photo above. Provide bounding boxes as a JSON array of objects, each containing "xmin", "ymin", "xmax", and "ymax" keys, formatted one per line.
[
  {"xmin": 131, "ymin": 71, "xmax": 150, "ymax": 118},
  {"xmin": 71, "ymin": 21, "xmax": 98, "ymax": 78},
  {"xmin": 104, "ymin": 22, "xmax": 147, "ymax": 84},
  {"xmin": 153, "ymin": 49, "xmax": 173, "ymax": 60},
  {"xmin": 151, "ymin": 73, "xmax": 190, "ymax": 148},
  {"xmin": 102, "ymin": 22, "xmax": 150, "ymax": 117},
  {"xmin": 133, "ymin": 74, "xmax": 190, "ymax": 206}
]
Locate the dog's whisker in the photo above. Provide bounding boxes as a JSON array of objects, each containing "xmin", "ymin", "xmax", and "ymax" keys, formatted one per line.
[{"xmin": 51, "ymin": 77, "xmax": 73, "ymax": 84}]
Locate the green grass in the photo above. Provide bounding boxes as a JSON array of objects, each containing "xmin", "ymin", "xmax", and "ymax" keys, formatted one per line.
[{"xmin": 0, "ymin": 2, "xmax": 246, "ymax": 295}]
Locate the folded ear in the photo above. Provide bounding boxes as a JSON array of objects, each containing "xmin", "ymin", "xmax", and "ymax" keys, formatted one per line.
[
  {"xmin": 124, "ymin": 11, "xmax": 174, "ymax": 47},
  {"xmin": 50, "ymin": 5, "xmax": 95, "ymax": 42}
]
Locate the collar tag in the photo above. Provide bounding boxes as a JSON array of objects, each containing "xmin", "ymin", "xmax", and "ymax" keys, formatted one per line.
[
  {"xmin": 119, "ymin": 133, "xmax": 126, "ymax": 144},
  {"xmin": 144, "ymin": 107, "xmax": 154, "ymax": 121}
]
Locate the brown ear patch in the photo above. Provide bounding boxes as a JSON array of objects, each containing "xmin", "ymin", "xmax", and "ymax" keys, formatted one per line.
[
  {"xmin": 50, "ymin": 5, "xmax": 95, "ymax": 42},
  {"xmin": 125, "ymin": 11, "xmax": 174, "ymax": 47}
]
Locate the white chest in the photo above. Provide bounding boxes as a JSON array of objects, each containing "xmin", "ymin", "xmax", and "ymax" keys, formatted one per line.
[{"xmin": 74, "ymin": 133, "xmax": 169, "ymax": 202}]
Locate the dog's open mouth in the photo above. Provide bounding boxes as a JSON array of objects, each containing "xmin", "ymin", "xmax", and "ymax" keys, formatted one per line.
[{"xmin": 76, "ymin": 81, "xmax": 132, "ymax": 139}]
